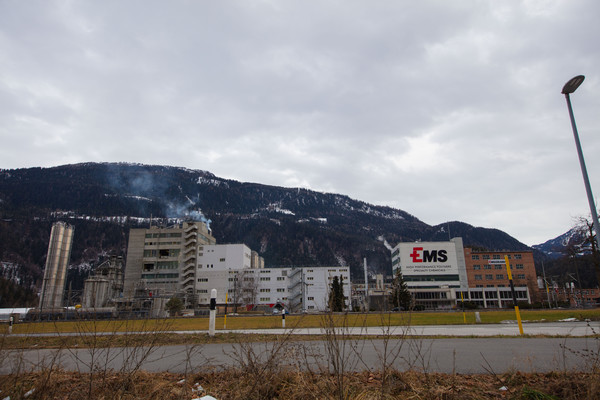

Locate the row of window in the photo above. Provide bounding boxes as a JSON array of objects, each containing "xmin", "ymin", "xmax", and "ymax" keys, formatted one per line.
[
  {"xmin": 472, "ymin": 264, "xmax": 524, "ymax": 270},
  {"xmin": 141, "ymin": 273, "xmax": 179, "ymax": 279},
  {"xmin": 305, "ymin": 269, "xmax": 348, "ymax": 273},
  {"xmin": 471, "ymin": 254, "xmax": 523, "ymax": 260},
  {"xmin": 474, "ymin": 284, "xmax": 527, "ymax": 288},
  {"xmin": 143, "ymin": 249, "xmax": 181, "ymax": 258},
  {"xmin": 143, "ymin": 261, "xmax": 178, "ymax": 271},
  {"xmin": 145, "ymin": 232, "xmax": 183, "ymax": 238},
  {"xmin": 145, "ymin": 241, "xmax": 180, "ymax": 246},
  {"xmin": 474, "ymin": 274, "xmax": 526, "ymax": 280},
  {"xmin": 464, "ymin": 290, "xmax": 527, "ymax": 299}
]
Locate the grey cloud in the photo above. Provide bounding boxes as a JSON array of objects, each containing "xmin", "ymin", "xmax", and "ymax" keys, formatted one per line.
[{"xmin": 1, "ymin": 1, "xmax": 599, "ymax": 245}]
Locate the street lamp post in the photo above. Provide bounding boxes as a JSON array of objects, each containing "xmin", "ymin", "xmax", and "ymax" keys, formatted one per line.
[{"xmin": 562, "ymin": 75, "xmax": 600, "ymax": 254}]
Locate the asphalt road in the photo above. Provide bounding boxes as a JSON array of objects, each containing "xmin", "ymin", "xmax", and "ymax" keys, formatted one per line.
[{"xmin": 3, "ymin": 321, "xmax": 599, "ymax": 375}]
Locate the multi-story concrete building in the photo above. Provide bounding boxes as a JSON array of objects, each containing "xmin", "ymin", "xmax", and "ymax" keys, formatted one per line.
[
  {"xmin": 123, "ymin": 220, "xmax": 216, "ymax": 301},
  {"xmin": 463, "ymin": 247, "xmax": 536, "ymax": 289},
  {"xmin": 39, "ymin": 222, "xmax": 75, "ymax": 310},
  {"xmin": 390, "ymin": 238, "xmax": 536, "ymax": 309},
  {"xmin": 198, "ymin": 244, "xmax": 253, "ymax": 271},
  {"xmin": 195, "ymin": 266, "xmax": 351, "ymax": 312},
  {"xmin": 391, "ymin": 238, "xmax": 468, "ymax": 289},
  {"xmin": 123, "ymin": 222, "xmax": 349, "ymax": 312}
]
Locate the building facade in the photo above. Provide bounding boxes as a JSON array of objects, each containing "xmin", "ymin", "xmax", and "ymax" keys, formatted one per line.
[
  {"xmin": 123, "ymin": 220, "xmax": 216, "ymax": 300},
  {"xmin": 39, "ymin": 222, "xmax": 75, "ymax": 310},
  {"xmin": 389, "ymin": 238, "xmax": 536, "ymax": 309},
  {"xmin": 123, "ymin": 221, "xmax": 348, "ymax": 312},
  {"xmin": 463, "ymin": 247, "xmax": 536, "ymax": 290},
  {"xmin": 195, "ymin": 266, "xmax": 351, "ymax": 312}
]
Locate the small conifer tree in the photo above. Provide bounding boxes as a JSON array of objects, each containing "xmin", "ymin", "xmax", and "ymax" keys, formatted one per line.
[
  {"xmin": 328, "ymin": 275, "xmax": 346, "ymax": 312},
  {"xmin": 391, "ymin": 269, "xmax": 412, "ymax": 310}
]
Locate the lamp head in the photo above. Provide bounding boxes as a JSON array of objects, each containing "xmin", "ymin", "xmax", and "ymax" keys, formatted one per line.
[{"xmin": 562, "ymin": 75, "xmax": 585, "ymax": 94}]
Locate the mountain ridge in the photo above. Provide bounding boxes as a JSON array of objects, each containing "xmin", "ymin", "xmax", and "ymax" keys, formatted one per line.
[{"xmin": 0, "ymin": 162, "xmax": 536, "ymax": 295}]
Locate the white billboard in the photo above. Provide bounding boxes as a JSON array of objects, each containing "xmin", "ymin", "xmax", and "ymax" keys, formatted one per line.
[{"xmin": 398, "ymin": 242, "xmax": 459, "ymax": 275}]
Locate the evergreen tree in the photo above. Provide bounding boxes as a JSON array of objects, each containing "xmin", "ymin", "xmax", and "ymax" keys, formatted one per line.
[
  {"xmin": 165, "ymin": 296, "xmax": 184, "ymax": 317},
  {"xmin": 391, "ymin": 269, "xmax": 412, "ymax": 310},
  {"xmin": 328, "ymin": 275, "xmax": 346, "ymax": 312}
]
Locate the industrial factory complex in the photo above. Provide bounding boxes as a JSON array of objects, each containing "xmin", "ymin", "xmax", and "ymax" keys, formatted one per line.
[{"xmin": 24, "ymin": 215, "xmax": 596, "ymax": 320}]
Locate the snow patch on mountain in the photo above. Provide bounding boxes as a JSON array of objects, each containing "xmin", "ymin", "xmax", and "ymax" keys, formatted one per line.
[{"xmin": 197, "ymin": 176, "xmax": 229, "ymax": 188}]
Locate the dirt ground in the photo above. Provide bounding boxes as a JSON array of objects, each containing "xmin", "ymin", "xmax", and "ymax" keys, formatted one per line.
[{"xmin": 1, "ymin": 369, "xmax": 599, "ymax": 399}]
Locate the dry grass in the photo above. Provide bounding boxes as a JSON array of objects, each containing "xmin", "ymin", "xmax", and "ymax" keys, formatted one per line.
[
  {"xmin": 1, "ymin": 369, "xmax": 599, "ymax": 399},
  {"xmin": 4, "ymin": 308, "xmax": 600, "ymax": 336}
]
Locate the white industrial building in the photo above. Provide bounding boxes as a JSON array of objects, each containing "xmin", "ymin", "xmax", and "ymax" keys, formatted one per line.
[
  {"xmin": 391, "ymin": 237, "xmax": 468, "ymax": 289},
  {"xmin": 390, "ymin": 237, "xmax": 531, "ymax": 309},
  {"xmin": 195, "ymin": 264, "xmax": 351, "ymax": 313},
  {"xmin": 122, "ymin": 221, "xmax": 350, "ymax": 313},
  {"xmin": 198, "ymin": 244, "xmax": 253, "ymax": 271}
]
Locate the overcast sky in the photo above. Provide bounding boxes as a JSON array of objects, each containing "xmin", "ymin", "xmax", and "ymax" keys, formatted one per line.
[{"xmin": 1, "ymin": 1, "xmax": 599, "ymax": 246}]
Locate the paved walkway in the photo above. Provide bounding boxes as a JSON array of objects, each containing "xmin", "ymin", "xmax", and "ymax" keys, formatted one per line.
[
  {"xmin": 186, "ymin": 320, "xmax": 600, "ymax": 337},
  {"xmin": 9, "ymin": 320, "xmax": 599, "ymax": 338}
]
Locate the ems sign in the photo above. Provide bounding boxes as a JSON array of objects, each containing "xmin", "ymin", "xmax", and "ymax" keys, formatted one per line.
[{"xmin": 398, "ymin": 242, "xmax": 459, "ymax": 275}]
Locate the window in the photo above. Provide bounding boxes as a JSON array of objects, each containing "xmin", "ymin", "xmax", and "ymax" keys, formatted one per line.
[
  {"xmin": 472, "ymin": 255, "xmax": 480, "ymax": 260},
  {"xmin": 475, "ymin": 275, "xmax": 482, "ymax": 280},
  {"xmin": 482, "ymin": 255, "xmax": 490, "ymax": 260},
  {"xmin": 157, "ymin": 261, "xmax": 178, "ymax": 269},
  {"xmin": 197, "ymin": 278, "xmax": 208, "ymax": 282},
  {"xmin": 485, "ymin": 274, "xmax": 493, "ymax": 280},
  {"xmin": 276, "ymin": 288, "xmax": 285, "ymax": 293},
  {"xmin": 514, "ymin": 254, "xmax": 522, "ymax": 260},
  {"xmin": 494, "ymin": 265, "xmax": 503, "ymax": 270},
  {"xmin": 260, "ymin": 277, "xmax": 271, "ymax": 281},
  {"xmin": 307, "ymin": 297, "xmax": 314, "ymax": 301},
  {"xmin": 517, "ymin": 274, "xmax": 526, "ymax": 279},
  {"xmin": 277, "ymin": 277, "xmax": 285, "ymax": 281},
  {"xmin": 473, "ymin": 265, "xmax": 481, "ymax": 270},
  {"xmin": 496, "ymin": 274, "xmax": 504, "ymax": 280},
  {"xmin": 260, "ymin": 288, "xmax": 270, "ymax": 293},
  {"xmin": 484, "ymin": 265, "xmax": 492, "ymax": 270},
  {"xmin": 259, "ymin": 297, "xmax": 270, "ymax": 302},
  {"xmin": 219, "ymin": 258, "xmax": 225, "ymax": 262},
  {"xmin": 307, "ymin": 277, "xmax": 314, "ymax": 281},
  {"xmin": 197, "ymin": 289, "xmax": 208, "ymax": 293},
  {"xmin": 515, "ymin": 264, "xmax": 524, "ymax": 269}
]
